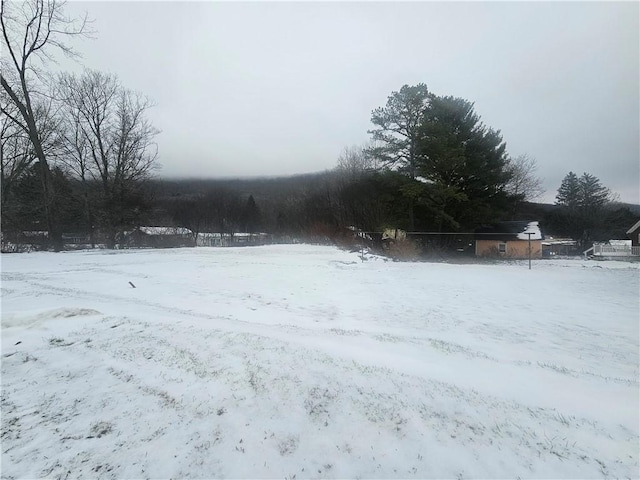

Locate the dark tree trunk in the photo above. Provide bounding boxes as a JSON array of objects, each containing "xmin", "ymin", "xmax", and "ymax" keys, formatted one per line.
[{"xmin": 1, "ymin": 75, "xmax": 63, "ymax": 251}]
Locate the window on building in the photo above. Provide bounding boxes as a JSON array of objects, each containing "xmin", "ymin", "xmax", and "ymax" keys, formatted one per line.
[{"xmin": 498, "ymin": 243, "xmax": 507, "ymax": 254}]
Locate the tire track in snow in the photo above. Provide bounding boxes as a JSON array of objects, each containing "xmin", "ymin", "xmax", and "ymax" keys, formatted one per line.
[
  {"xmin": 65, "ymin": 314, "xmax": 639, "ymax": 478},
  {"xmin": 5, "ymin": 272, "xmax": 637, "ymax": 389}
]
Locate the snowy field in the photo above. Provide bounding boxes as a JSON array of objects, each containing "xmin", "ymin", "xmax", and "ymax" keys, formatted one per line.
[{"xmin": 1, "ymin": 245, "xmax": 638, "ymax": 479}]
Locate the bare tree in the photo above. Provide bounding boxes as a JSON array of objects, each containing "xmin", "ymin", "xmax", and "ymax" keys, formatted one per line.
[
  {"xmin": 504, "ymin": 154, "xmax": 545, "ymax": 218},
  {"xmin": 2, "ymin": 91, "xmax": 64, "ymax": 232},
  {"xmin": 336, "ymin": 144, "xmax": 376, "ymax": 180},
  {"xmin": 505, "ymin": 154, "xmax": 545, "ymax": 202},
  {"xmin": 58, "ymin": 70, "xmax": 159, "ymax": 247},
  {"xmin": 56, "ymin": 81, "xmax": 96, "ymax": 244},
  {"xmin": 1, "ymin": 0, "xmax": 89, "ymax": 249},
  {"xmin": 1, "ymin": 99, "xmax": 34, "ymax": 236}
]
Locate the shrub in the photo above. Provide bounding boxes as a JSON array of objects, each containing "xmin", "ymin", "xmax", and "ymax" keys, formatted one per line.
[{"xmin": 387, "ymin": 238, "xmax": 421, "ymax": 261}]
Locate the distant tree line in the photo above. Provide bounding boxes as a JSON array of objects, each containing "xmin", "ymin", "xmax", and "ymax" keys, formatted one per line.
[
  {"xmin": 2, "ymin": 2, "xmax": 637, "ymax": 253},
  {"xmin": 146, "ymin": 170, "xmax": 636, "ymax": 253}
]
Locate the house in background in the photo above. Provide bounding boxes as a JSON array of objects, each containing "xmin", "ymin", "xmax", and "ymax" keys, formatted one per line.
[
  {"xmin": 125, "ymin": 226, "xmax": 194, "ymax": 248},
  {"xmin": 582, "ymin": 221, "xmax": 640, "ymax": 258},
  {"xmin": 627, "ymin": 220, "xmax": 640, "ymax": 247},
  {"xmin": 475, "ymin": 221, "xmax": 543, "ymax": 259},
  {"xmin": 585, "ymin": 240, "xmax": 639, "ymax": 258}
]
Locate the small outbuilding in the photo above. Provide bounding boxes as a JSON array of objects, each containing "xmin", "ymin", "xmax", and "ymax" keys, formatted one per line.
[
  {"xmin": 196, "ymin": 232, "xmax": 271, "ymax": 247},
  {"xmin": 541, "ymin": 237, "xmax": 578, "ymax": 257},
  {"xmin": 475, "ymin": 221, "xmax": 543, "ymax": 259},
  {"xmin": 127, "ymin": 226, "xmax": 194, "ymax": 248},
  {"xmin": 197, "ymin": 232, "xmax": 231, "ymax": 247}
]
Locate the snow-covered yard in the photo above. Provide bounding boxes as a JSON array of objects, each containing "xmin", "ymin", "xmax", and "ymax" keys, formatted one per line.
[{"xmin": 1, "ymin": 245, "xmax": 638, "ymax": 479}]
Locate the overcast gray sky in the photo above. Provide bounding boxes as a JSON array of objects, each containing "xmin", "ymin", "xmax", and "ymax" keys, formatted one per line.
[{"xmin": 63, "ymin": 1, "xmax": 639, "ymax": 204}]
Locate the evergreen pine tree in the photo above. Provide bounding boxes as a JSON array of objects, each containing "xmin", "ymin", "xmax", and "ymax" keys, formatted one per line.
[
  {"xmin": 416, "ymin": 95, "xmax": 512, "ymax": 229},
  {"xmin": 242, "ymin": 195, "xmax": 261, "ymax": 233},
  {"xmin": 555, "ymin": 171, "xmax": 580, "ymax": 208},
  {"xmin": 578, "ymin": 173, "xmax": 610, "ymax": 209},
  {"xmin": 554, "ymin": 171, "xmax": 612, "ymax": 247}
]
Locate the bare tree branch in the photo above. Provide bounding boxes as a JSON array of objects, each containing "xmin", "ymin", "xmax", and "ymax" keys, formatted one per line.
[
  {"xmin": 505, "ymin": 154, "xmax": 545, "ymax": 202},
  {"xmin": 57, "ymin": 70, "xmax": 159, "ymax": 247}
]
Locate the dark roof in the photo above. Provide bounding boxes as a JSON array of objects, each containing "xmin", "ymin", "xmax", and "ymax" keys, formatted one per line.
[
  {"xmin": 627, "ymin": 220, "xmax": 640, "ymax": 235},
  {"xmin": 475, "ymin": 221, "xmax": 543, "ymax": 241}
]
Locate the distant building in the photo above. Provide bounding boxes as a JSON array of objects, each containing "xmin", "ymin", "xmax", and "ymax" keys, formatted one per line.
[
  {"xmin": 126, "ymin": 226, "xmax": 194, "ymax": 248},
  {"xmin": 196, "ymin": 232, "xmax": 271, "ymax": 247},
  {"xmin": 581, "ymin": 221, "xmax": 640, "ymax": 258},
  {"xmin": 627, "ymin": 220, "xmax": 640, "ymax": 247},
  {"xmin": 586, "ymin": 239, "xmax": 639, "ymax": 258},
  {"xmin": 475, "ymin": 221, "xmax": 543, "ymax": 259},
  {"xmin": 541, "ymin": 237, "xmax": 578, "ymax": 257},
  {"xmin": 381, "ymin": 228, "xmax": 406, "ymax": 250}
]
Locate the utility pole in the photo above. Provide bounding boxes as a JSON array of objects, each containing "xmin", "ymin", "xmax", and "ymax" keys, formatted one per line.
[{"xmin": 525, "ymin": 232, "xmax": 534, "ymax": 270}]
